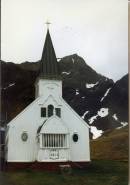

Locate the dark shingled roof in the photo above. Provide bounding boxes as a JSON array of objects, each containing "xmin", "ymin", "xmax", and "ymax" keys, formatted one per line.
[{"xmin": 39, "ymin": 29, "xmax": 60, "ymax": 79}]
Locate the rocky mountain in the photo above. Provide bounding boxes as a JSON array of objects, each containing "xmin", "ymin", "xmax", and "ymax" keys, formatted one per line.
[{"xmin": 0, "ymin": 54, "xmax": 128, "ymax": 139}]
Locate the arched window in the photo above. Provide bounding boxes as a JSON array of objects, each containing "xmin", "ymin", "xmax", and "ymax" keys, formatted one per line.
[{"xmin": 48, "ymin": 104, "xmax": 54, "ymax": 117}]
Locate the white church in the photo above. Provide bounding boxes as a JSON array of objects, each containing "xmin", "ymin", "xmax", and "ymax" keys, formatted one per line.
[{"xmin": 5, "ymin": 28, "xmax": 90, "ymax": 170}]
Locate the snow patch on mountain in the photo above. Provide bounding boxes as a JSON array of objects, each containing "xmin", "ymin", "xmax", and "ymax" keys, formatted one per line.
[
  {"xmin": 3, "ymin": 83, "xmax": 15, "ymax": 90},
  {"xmin": 90, "ymin": 126, "xmax": 103, "ymax": 139},
  {"xmin": 89, "ymin": 115, "xmax": 98, "ymax": 124},
  {"xmin": 82, "ymin": 111, "xmax": 89, "ymax": 119},
  {"xmin": 116, "ymin": 122, "xmax": 128, "ymax": 129},
  {"xmin": 100, "ymin": 88, "xmax": 111, "ymax": 102},
  {"xmin": 112, "ymin": 114, "xmax": 118, "ymax": 121},
  {"xmin": 86, "ymin": 82, "xmax": 99, "ymax": 88},
  {"xmin": 62, "ymin": 72, "xmax": 71, "ymax": 75},
  {"xmin": 76, "ymin": 89, "xmax": 79, "ymax": 95},
  {"xmin": 82, "ymin": 96, "xmax": 85, "ymax": 99},
  {"xmin": 9, "ymin": 83, "xmax": 15, "ymax": 87},
  {"xmin": 98, "ymin": 108, "xmax": 109, "ymax": 117},
  {"xmin": 121, "ymin": 122, "xmax": 128, "ymax": 127},
  {"xmin": 88, "ymin": 108, "xmax": 109, "ymax": 124},
  {"xmin": 57, "ymin": 58, "xmax": 61, "ymax": 62},
  {"xmin": 72, "ymin": 58, "xmax": 75, "ymax": 64}
]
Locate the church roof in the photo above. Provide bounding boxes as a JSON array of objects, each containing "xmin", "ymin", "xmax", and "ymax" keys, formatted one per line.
[{"xmin": 39, "ymin": 29, "xmax": 60, "ymax": 79}]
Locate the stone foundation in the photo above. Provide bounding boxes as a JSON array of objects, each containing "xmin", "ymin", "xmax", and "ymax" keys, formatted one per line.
[{"xmin": 6, "ymin": 161, "xmax": 90, "ymax": 171}]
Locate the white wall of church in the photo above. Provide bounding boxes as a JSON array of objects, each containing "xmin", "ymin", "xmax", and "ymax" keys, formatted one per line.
[
  {"xmin": 7, "ymin": 92, "xmax": 90, "ymax": 162},
  {"xmin": 7, "ymin": 98, "xmax": 42, "ymax": 162},
  {"xmin": 61, "ymin": 99, "xmax": 90, "ymax": 162},
  {"xmin": 6, "ymin": 95, "xmax": 61, "ymax": 162}
]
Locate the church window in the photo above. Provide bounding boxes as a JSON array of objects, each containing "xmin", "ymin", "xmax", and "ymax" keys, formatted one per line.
[
  {"xmin": 41, "ymin": 107, "xmax": 46, "ymax": 117},
  {"xmin": 42, "ymin": 134, "xmax": 67, "ymax": 148},
  {"xmin": 48, "ymin": 105, "xmax": 54, "ymax": 117},
  {"xmin": 72, "ymin": 133, "xmax": 78, "ymax": 142},
  {"xmin": 41, "ymin": 106, "xmax": 61, "ymax": 118},
  {"xmin": 55, "ymin": 108, "xmax": 61, "ymax": 117},
  {"xmin": 21, "ymin": 132, "xmax": 28, "ymax": 142}
]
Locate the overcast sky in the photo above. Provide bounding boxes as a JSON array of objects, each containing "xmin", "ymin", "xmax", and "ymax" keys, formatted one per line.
[{"xmin": 1, "ymin": 0, "xmax": 128, "ymax": 81}]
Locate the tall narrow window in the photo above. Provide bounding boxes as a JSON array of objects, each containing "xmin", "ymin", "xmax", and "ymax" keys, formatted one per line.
[
  {"xmin": 55, "ymin": 108, "xmax": 61, "ymax": 117},
  {"xmin": 41, "ymin": 108, "xmax": 46, "ymax": 117},
  {"xmin": 48, "ymin": 105, "xmax": 54, "ymax": 117}
]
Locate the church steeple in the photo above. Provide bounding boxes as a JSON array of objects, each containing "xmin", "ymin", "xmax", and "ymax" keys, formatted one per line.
[
  {"xmin": 35, "ymin": 27, "xmax": 62, "ymax": 99},
  {"xmin": 39, "ymin": 28, "xmax": 60, "ymax": 79}
]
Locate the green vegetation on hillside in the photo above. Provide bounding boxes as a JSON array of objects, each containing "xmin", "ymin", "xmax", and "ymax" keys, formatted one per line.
[{"xmin": 91, "ymin": 126, "xmax": 128, "ymax": 160}]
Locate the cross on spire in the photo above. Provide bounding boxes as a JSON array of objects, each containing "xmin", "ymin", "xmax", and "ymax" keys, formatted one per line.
[{"xmin": 45, "ymin": 21, "xmax": 51, "ymax": 30}]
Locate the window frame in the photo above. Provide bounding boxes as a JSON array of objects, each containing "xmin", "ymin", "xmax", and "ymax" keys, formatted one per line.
[
  {"xmin": 72, "ymin": 133, "xmax": 79, "ymax": 142},
  {"xmin": 40, "ymin": 105, "xmax": 61, "ymax": 118},
  {"xmin": 48, "ymin": 105, "xmax": 54, "ymax": 117},
  {"xmin": 41, "ymin": 133, "xmax": 68, "ymax": 149},
  {"xmin": 41, "ymin": 107, "xmax": 46, "ymax": 117},
  {"xmin": 55, "ymin": 108, "xmax": 61, "ymax": 117}
]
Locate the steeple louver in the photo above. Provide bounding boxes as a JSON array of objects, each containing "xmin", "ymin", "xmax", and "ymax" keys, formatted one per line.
[{"xmin": 39, "ymin": 29, "xmax": 60, "ymax": 79}]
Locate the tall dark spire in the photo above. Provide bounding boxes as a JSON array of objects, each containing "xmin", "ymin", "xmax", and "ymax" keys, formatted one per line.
[{"xmin": 39, "ymin": 29, "xmax": 60, "ymax": 79}]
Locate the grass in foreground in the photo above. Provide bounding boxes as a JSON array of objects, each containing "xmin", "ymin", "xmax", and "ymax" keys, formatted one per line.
[{"xmin": 2, "ymin": 160, "xmax": 128, "ymax": 185}]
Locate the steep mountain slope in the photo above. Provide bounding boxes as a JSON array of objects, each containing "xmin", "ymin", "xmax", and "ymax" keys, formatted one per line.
[
  {"xmin": 1, "ymin": 61, "xmax": 37, "ymax": 122},
  {"xmin": 102, "ymin": 74, "xmax": 128, "ymax": 122},
  {"xmin": 87, "ymin": 74, "xmax": 128, "ymax": 134},
  {"xmin": 0, "ymin": 55, "xmax": 128, "ymax": 137}
]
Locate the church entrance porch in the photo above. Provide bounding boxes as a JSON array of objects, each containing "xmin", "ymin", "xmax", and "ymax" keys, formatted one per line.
[{"xmin": 37, "ymin": 133, "xmax": 70, "ymax": 162}]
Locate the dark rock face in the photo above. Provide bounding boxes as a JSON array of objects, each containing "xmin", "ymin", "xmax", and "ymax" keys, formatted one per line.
[
  {"xmin": 102, "ymin": 74, "xmax": 128, "ymax": 122},
  {"xmin": 59, "ymin": 54, "xmax": 106, "ymax": 89},
  {"xmin": 1, "ymin": 61, "xmax": 37, "ymax": 122},
  {"xmin": 0, "ymin": 55, "xmax": 128, "ymax": 133}
]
